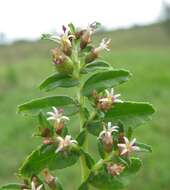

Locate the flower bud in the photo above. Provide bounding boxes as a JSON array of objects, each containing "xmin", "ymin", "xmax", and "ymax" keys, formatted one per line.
[
  {"xmin": 55, "ymin": 122, "xmax": 64, "ymax": 135},
  {"xmin": 85, "ymin": 48, "xmax": 98, "ymax": 63},
  {"xmin": 80, "ymin": 22, "xmax": 98, "ymax": 49},
  {"xmin": 107, "ymin": 163, "xmax": 125, "ymax": 176},
  {"xmin": 85, "ymin": 38, "xmax": 111, "ymax": 64},
  {"xmin": 43, "ymin": 169, "xmax": 56, "ymax": 190},
  {"xmin": 51, "ymin": 48, "xmax": 73, "ymax": 74}
]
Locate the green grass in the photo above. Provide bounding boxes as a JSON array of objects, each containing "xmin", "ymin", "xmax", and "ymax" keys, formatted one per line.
[{"xmin": 0, "ymin": 23, "xmax": 170, "ymax": 190}]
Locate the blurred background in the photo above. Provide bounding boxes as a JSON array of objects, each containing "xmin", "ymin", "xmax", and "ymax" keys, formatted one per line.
[{"xmin": 0, "ymin": 0, "xmax": 170, "ymax": 189}]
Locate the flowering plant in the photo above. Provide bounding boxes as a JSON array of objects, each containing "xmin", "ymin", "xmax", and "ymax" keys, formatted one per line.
[{"xmin": 0, "ymin": 22, "xmax": 155, "ymax": 190}]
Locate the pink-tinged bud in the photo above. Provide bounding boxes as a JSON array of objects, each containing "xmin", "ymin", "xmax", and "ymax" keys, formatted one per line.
[
  {"xmin": 43, "ymin": 169, "xmax": 56, "ymax": 190},
  {"xmin": 51, "ymin": 48, "xmax": 73, "ymax": 74},
  {"xmin": 52, "ymin": 48, "xmax": 66, "ymax": 65},
  {"xmin": 107, "ymin": 163, "xmax": 125, "ymax": 176},
  {"xmin": 43, "ymin": 137, "xmax": 55, "ymax": 145}
]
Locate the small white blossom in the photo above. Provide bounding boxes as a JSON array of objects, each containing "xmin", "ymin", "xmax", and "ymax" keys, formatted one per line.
[
  {"xmin": 47, "ymin": 107, "xmax": 69, "ymax": 123},
  {"xmin": 23, "ymin": 182, "xmax": 43, "ymax": 190},
  {"xmin": 95, "ymin": 38, "xmax": 111, "ymax": 53},
  {"xmin": 107, "ymin": 163, "xmax": 125, "ymax": 176},
  {"xmin": 55, "ymin": 135, "xmax": 77, "ymax": 153},
  {"xmin": 98, "ymin": 122, "xmax": 119, "ymax": 144},
  {"xmin": 99, "ymin": 88, "xmax": 123, "ymax": 104},
  {"xmin": 118, "ymin": 137, "xmax": 140, "ymax": 156}
]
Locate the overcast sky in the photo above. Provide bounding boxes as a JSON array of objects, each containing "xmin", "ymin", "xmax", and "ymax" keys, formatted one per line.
[{"xmin": 0, "ymin": 0, "xmax": 170, "ymax": 41}]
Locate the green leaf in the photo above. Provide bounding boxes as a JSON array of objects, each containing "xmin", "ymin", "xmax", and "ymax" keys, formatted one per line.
[
  {"xmin": 80, "ymin": 150, "xmax": 95, "ymax": 169},
  {"xmin": 136, "ymin": 142, "xmax": 152, "ymax": 152},
  {"xmin": 38, "ymin": 112, "xmax": 53, "ymax": 131},
  {"xmin": 19, "ymin": 145, "xmax": 80, "ymax": 177},
  {"xmin": 88, "ymin": 158, "xmax": 142, "ymax": 190},
  {"xmin": 78, "ymin": 182, "xmax": 89, "ymax": 190},
  {"xmin": 105, "ymin": 101, "xmax": 155, "ymax": 128},
  {"xmin": 123, "ymin": 157, "xmax": 142, "ymax": 176},
  {"xmin": 18, "ymin": 96, "xmax": 79, "ymax": 116},
  {"xmin": 76, "ymin": 130, "xmax": 87, "ymax": 146},
  {"xmin": 82, "ymin": 70, "xmax": 131, "ymax": 96},
  {"xmin": 39, "ymin": 73, "xmax": 79, "ymax": 91},
  {"xmin": 88, "ymin": 172, "xmax": 125, "ymax": 190},
  {"xmin": 55, "ymin": 177, "xmax": 64, "ymax": 190},
  {"xmin": 0, "ymin": 184, "xmax": 23, "ymax": 190},
  {"xmin": 86, "ymin": 120, "xmax": 102, "ymax": 136},
  {"xmin": 81, "ymin": 60, "xmax": 111, "ymax": 73}
]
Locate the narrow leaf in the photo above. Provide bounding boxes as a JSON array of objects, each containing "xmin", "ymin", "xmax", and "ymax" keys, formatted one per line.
[{"xmin": 136, "ymin": 142, "xmax": 152, "ymax": 152}]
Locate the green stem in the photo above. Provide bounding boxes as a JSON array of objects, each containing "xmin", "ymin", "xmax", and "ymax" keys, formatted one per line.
[{"xmin": 77, "ymin": 81, "xmax": 89, "ymax": 181}]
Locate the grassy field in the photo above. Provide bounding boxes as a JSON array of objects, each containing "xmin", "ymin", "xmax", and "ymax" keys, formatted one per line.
[{"xmin": 0, "ymin": 23, "xmax": 170, "ymax": 190}]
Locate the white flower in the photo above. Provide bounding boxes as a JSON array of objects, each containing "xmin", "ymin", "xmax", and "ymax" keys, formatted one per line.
[
  {"xmin": 99, "ymin": 88, "xmax": 123, "ymax": 104},
  {"xmin": 118, "ymin": 137, "xmax": 140, "ymax": 156},
  {"xmin": 98, "ymin": 122, "xmax": 119, "ymax": 144},
  {"xmin": 107, "ymin": 163, "xmax": 125, "ymax": 176},
  {"xmin": 95, "ymin": 38, "xmax": 111, "ymax": 53},
  {"xmin": 23, "ymin": 182, "xmax": 43, "ymax": 190},
  {"xmin": 47, "ymin": 107, "xmax": 69, "ymax": 123},
  {"xmin": 55, "ymin": 135, "xmax": 77, "ymax": 153}
]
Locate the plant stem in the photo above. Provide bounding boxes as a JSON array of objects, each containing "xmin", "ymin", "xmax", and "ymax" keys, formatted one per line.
[{"xmin": 77, "ymin": 82, "xmax": 89, "ymax": 181}]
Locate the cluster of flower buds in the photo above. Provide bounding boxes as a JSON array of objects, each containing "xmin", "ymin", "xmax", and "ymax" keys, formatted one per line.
[
  {"xmin": 93, "ymin": 88, "xmax": 123, "ymax": 111},
  {"xmin": 42, "ymin": 22, "xmax": 111, "ymax": 78}
]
